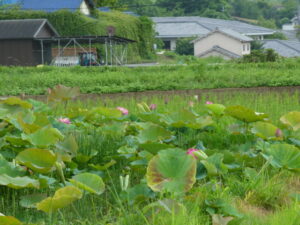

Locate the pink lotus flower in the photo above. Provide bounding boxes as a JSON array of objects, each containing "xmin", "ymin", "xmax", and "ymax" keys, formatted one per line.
[
  {"xmin": 117, "ymin": 107, "xmax": 129, "ymax": 115},
  {"xmin": 149, "ymin": 104, "xmax": 157, "ymax": 111},
  {"xmin": 187, "ymin": 148, "xmax": 208, "ymax": 160},
  {"xmin": 58, "ymin": 118, "xmax": 71, "ymax": 124},
  {"xmin": 206, "ymin": 101, "xmax": 213, "ymax": 105},
  {"xmin": 187, "ymin": 148, "xmax": 198, "ymax": 159},
  {"xmin": 275, "ymin": 128, "xmax": 283, "ymax": 137}
]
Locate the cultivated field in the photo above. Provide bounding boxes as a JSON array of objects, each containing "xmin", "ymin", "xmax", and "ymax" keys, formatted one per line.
[{"xmin": 0, "ymin": 83, "xmax": 299, "ymax": 225}]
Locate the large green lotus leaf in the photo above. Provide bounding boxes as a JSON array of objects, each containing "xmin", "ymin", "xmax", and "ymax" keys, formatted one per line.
[
  {"xmin": 87, "ymin": 107, "xmax": 122, "ymax": 121},
  {"xmin": 100, "ymin": 122, "xmax": 127, "ymax": 136},
  {"xmin": 0, "ymin": 174, "xmax": 39, "ymax": 189},
  {"xmin": 5, "ymin": 136, "xmax": 29, "ymax": 146},
  {"xmin": 138, "ymin": 112, "xmax": 163, "ymax": 125},
  {"xmin": 146, "ymin": 148, "xmax": 196, "ymax": 193},
  {"xmin": 22, "ymin": 126, "xmax": 64, "ymax": 148},
  {"xmin": 47, "ymin": 85, "xmax": 80, "ymax": 102},
  {"xmin": 16, "ymin": 148, "xmax": 57, "ymax": 173},
  {"xmin": 0, "ymin": 155, "xmax": 25, "ymax": 177},
  {"xmin": 27, "ymin": 99, "xmax": 51, "ymax": 113},
  {"xmin": 69, "ymin": 173, "xmax": 105, "ymax": 195},
  {"xmin": 206, "ymin": 104, "xmax": 226, "ymax": 116},
  {"xmin": 262, "ymin": 144, "xmax": 300, "ymax": 172},
  {"xmin": 161, "ymin": 109, "xmax": 198, "ymax": 128},
  {"xmin": 225, "ymin": 105, "xmax": 268, "ymax": 123},
  {"xmin": 201, "ymin": 154, "xmax": 228, "ymax": 177},
  {"xmin": 280, "ymin": 111, "xmax": 300, "ymax": 131},
  {"xmin": 137, "ymin": 124, "xmax": 172, "ymax": 143},
  {"xmin": 1, "ymin": 97, "xmax": 32, "ymax": 109},
  {"xmin": 251, "ymin": 122, "xmax": 281, "ymax": 140},
  {"xmin": 37, "ymin": 186, "xmax": 82, "ymax": 213},
  {"xmin": 121, "ymin": 183, "xmax": 155, "ymax": 205},
  {"xmin": 0, "ymin": 215, "xmax": 22, "ymax": 225},
  {"xmin": 19, "ymin": 194, "xmax": 47, "ymax": 208},
  {"xmin": 17, "ymin": 112, "xmax": 50, "ymax": 134},
  {"xmin": 139, "ymin": 142, "xmax": 174, "ymax": 154},
  {"xmin": 56, "ymin": 135, "xmax": 78, "ymax": 157}
]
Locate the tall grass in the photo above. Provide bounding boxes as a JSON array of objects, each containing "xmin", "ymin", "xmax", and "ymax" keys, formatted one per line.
[{"xmin": 1, "ymin": 58, "xmax": 300, "ymax": 96}]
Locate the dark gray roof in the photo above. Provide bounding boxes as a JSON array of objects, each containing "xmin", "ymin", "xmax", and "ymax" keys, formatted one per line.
[
  {"xmin": 197, "ymin": 45, "xmax": 241, "ymax": 59},
  {"xmin": 192, "ymin": 28, "xmax": 252, "ymax": 43},
  {"xmin": 263, "ymin": 40, "xmax": 300, "ymax": 57},
  {"xmin": 152, "ymin": 17, "xmax": 275, "ymax": 38},
  {"xmin": 0, "ymin": 19, "xmax": 59, "ymax": 39},
  {"xmin": 281, "ymin": 30, "xmax": 298, "ymax": 41}
]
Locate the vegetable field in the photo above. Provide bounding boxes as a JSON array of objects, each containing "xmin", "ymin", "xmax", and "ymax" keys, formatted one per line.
[
  {"xmin": 1, "ymin": 59, "xmax": 300, "ymax": 96},
  {"xmin": 0, "ymin": 85, "xmax": 299, "ymax": 225}
]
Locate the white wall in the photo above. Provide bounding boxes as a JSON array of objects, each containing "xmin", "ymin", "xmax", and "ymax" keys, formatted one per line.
[
  {"xmin": 194, "ymin": 32, "xmax": 250, "ymax": 57},
  {"xmin": 282, "ymin": 24, "xmax": 295, "ymax": 31},
  {"xmin": 80, "ymin": 1, "xmax": 90, "ymax": 16}
]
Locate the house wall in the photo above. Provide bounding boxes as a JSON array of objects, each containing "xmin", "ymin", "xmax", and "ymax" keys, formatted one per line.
[
  {"xmin": 194, "ymin": 32, "xmax": 250, "ymax": 57},
  {"xmin": 282, "ymin": 24, "xmax": 295, "ymax": 31},
  {"xmin": 0, "ymin": 40, "xmax": 35, "ymax": 66},
  {"xmin": 80, "ymin": 1, "xmax": 91, "ymax": 16}
]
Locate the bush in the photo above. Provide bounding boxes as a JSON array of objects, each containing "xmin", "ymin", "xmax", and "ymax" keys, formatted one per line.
[
  {"xmin": 175, "ymin": 38, "xmax": 194, "ymax": 55},
  {"xmin": 241, "ymin": 49, "xmax": 280, "ymax": 63}
]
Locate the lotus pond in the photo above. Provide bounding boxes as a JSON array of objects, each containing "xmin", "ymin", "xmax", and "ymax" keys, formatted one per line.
[{"xmin": 0, "ymin": 85, "xmax": 299, "ymax": 225}]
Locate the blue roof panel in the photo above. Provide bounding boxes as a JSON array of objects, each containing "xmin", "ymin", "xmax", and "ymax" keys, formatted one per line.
[{"xmin": 20, "ymin": 0, "xmax": 84, "ymax": 12}]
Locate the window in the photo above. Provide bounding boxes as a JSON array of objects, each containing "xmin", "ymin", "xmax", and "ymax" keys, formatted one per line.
[
  {"xmin": 247, "ymin": 44, "xmax": 250, "ymax": 51},
  {"xmin": 243, "ymin": 44, "xmax": 246, "ymax": 52}
]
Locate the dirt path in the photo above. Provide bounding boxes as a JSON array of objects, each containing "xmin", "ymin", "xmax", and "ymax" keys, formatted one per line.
[{"xmin": 15, "ymin": 85, "xmax": 300, "ymax": 101}]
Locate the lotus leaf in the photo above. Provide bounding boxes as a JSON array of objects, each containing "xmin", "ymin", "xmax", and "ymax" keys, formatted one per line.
[
  {"xmin": 0, "ymin": 174, "xmax": 39, "ymax": 189},
  {"xmin": 137, "ymin": 124, "xmax": 172, "ymax": 143},
  {"xmin": 280, "ymin": 111, "xmax": 300, "ymax": 131},
  {"xmin": 262, "ymin": 144, "xmax": 300, "ymax": 172},
  {"xmin": 19, "ymin": 194, "xmax": 47, "ymax": 208},
  {"xmin": 201, "ymin": 154, "xmax": 228, "ymax": 177},
  {"xmin": 0, "ymin": 215, "xmax": 22, "ymax": 225},
  {"xmin": 251, "ymin": 122, "xmax": 281, "ymax": 140},
  {"xmin": 37, "ymin": 186, "xmax": 82, "ymax": 213},
  {"xmin": 47, "ymin": 85, "xmax": 80, "ymax": 102},
  {"xmin": 16, "ymin": 148, "xmax": 57, "ymax": 173},
  {"xmin": 206, "ymin": 104, "xmax": 226, "ymax": 117},
  {"xmin": 0, "ymin": 155, "xmax": 25, "ymax": 177},
  {"xmin": 1, "ymin": 97, "xmax": 32, "ymax": 109},
  {"xmin": 69, "ymin": 173, "xmax": 105, "ymax": 195},
  {"xmin": 121, "ymin": 183, "xmax": 155, "ymax": 205},
  {"xmin": 56, "ymin": 135, "xmax": 78, "ymax": 157},
  {"xmin": 225, "ymin": 105, "xmax": 268, "ymax": 123},
  {"xmin": 146, "ymin": 148, "xmax": 196, "ymax": 193},
  {"xmin": 139, "ymin": 142, "xmax": 173, "ymax": 154},
  {"xmin": 22, "ymin": 127, "xmax": 64, "ymax": 148},
  {"xmin": 161, "ymin": 109, "xmax": 213, "ymax": 129}
]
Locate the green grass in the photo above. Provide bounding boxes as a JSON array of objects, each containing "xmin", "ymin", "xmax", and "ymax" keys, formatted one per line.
[{"xmin": 1, "ymin": 58, "xmax": 300, "ymax": 96}]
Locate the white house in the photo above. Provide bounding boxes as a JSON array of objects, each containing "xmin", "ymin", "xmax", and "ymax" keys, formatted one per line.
[
  {"xmin": 191, "ymin": 28, "xmax": 252, "ymax": 60},
  {"xmin": 152, "ymin": 17, "xmax": 275, "ymax": 51}
]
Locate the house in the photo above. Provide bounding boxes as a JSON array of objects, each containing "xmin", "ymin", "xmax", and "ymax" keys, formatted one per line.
[
  {"xmin": 0, "ymin": 0, "xmax": 95, "ymax": 16},
  {"xmin": 191, "ymin": 28, "xmax": 252, "ymax": 60},
  {"xmin": 0, "ymin": 19, "xmax": 59, "ymax": 66},
  {"xmin": 152, "ymin": 17, "xmax": 275, "ymax": 51},
  {"xmin": 282, "ymin": 7, "xmax": 300, "ymax": 31},
  {"xmin": 263, "ymin": 40, "xmax": 300, "ymax": 57}
]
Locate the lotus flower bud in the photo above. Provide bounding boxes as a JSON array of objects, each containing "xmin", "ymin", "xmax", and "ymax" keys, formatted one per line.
[
  {"xmin": 187, "ymin": 148, "xmax": 208, "ymax": 160},
  {"xmin": 58, "ymin": 118, "xmax": 71, "ymax": 124},
  {"xmin": 117, "ymin": 107, "xmax": 129, "ymax": 115},
  {"xmin": 194, "ymin": 95, "xmax": 199, "ymax": 101},
  {"xmin": 275, "ymin": 128, "xmax": 283, "ymax": 138},
  {"xmin": 206, "ymin": 101, "xmax": 213, "ymax": 105},
  {"xmin": 189, "ymin": 101, "xmax": 194, "ymax": 107},
  {"xmin": 149, "ymin": 104, "xmax": 157, "ymax": 111}
]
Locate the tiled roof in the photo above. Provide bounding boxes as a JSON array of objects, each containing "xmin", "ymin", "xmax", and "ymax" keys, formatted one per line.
[
  {"xmin": 263, "ymin": 40, "xmax": 300, "ymax": 57},
  {"xmin": 192, "ymin": 28, "xmax": 252, "ymax": 43},
  {"xmin": 152, "ymin": 17, "xmax": 275, "ymax": 38},
  {"xmin": 197, "ymin": 45, "xmax": 241, "ymax": 59},
  {"xmin": 0, "ymin": 19, "xmax": 59, "ymax": 39}
]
